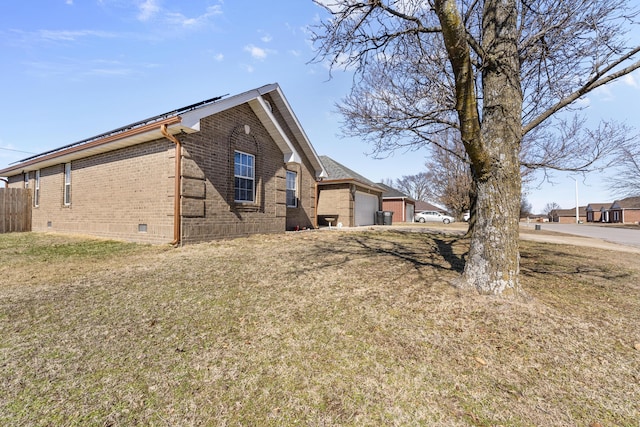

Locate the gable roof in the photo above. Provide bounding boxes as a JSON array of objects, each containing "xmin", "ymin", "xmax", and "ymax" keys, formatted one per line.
[
  {"xmin": 318, "ymin": 156, "xmax": 381, "ymax": 192},
  {"xmin": 611, "ymin": 196, "xmax": 640, "ymax": 209},
  {"xmin": 0, "ymin": 83, "xmax": 327, "ymax": 179},
  {"xmin": 414, "ymin": 200, "xmax": 445, "ymax": 212},
  {"xmin": 376, "ymin": 182, "xmax": 415, "ymax": 200},
  {"xmin": 551, "ymin": 206, "xmax": 587, "ymax": 217},
  {"xmin": 586, "ymin": 203, "xmax": 611, "ymax": 211}
]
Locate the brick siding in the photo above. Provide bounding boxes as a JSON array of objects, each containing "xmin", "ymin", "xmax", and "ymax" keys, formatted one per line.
[
  {"xmin": 5, "ymin": 95, "xmax": 319, "ymax": 244},
  {"xmin": 316, "ymin": 183, "xmax": 353, "ymax": 227},
  {"xmin": 21, "ymin": 141, "xmax": 175, "ymax": 243}
]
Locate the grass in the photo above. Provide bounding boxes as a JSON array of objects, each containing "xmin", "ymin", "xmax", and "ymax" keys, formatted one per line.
[{"xmin": 1, "ymin": 229, "xmax": 639, "ymax": 426}]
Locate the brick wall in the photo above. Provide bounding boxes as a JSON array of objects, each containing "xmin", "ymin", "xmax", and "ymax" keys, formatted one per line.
[
  {"xmin": 316, "ymin": 183, "xmax": 353, "ymax": 227},
  {"xmin": 383, "ymin": 199, "xmax": 406, "ymax": 222},
  {"xmin": 622, "ymin": 209, "xmax": 640, "ymax": 223},
  {"xmin": 610, "ymin": 209, "xmax": 640, "ymax": 224},
  {"xmin": 21, "ymin": 140, "xmax": 176, "ymax": 243},
  {"xmin": 179, "ymin": 102, "xmax": 317, "ymax": 243}
]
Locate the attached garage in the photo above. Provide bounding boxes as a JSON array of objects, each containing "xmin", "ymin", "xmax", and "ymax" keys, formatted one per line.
[
  {"xmin": 316, "ymin": 156, "xmax": 384, "ymax": 228},
  {"xmin": 355, "ymin": 191, "xmax": 379, "ymax": 226},
  {"xmin": 405, "ymin": 203, "xmax": 414, "ymax": 223},
  {"xmin": 377, "ymin": 182, "xmax": 416, "ymax": 223}
]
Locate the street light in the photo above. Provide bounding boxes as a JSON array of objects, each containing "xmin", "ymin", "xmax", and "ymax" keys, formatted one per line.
[{"xmin": 570, "ymin": 176, "xmax": 579, "ymax": 224}]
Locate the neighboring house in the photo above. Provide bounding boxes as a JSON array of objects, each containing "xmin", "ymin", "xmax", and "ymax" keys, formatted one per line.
[
  {"xmin": 316, "ymin": 156, "xmax": 383, "ymax": 227},
  {"xmin": 549, "ymin": 206, "xmax": 587, "ymax": 223},
  {"xmin": 521, "ymin": 214, "xmax": 548, "ymax": 223},
  {"xmin": 0, "ymin": 83, "xmax": 327, "ymax": 244},
  {"xmin": 608, "ymin": 196, "xmax": 640, "ymax": 224},
  {"xmin": 586, "ymin": 203, "xmax": 611, "ymax": 223},
  {"xmin": 377, "ymin": 182, "xmax": 416, "ymax": 223},
  {"xmin": 414, "ymin": 200, "xmax": 447, "ymax": 214}
]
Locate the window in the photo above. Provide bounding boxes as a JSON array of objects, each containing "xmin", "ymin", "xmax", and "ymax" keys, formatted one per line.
[
  {"xmin": 34, "ymin": 170, "xmax": 40, "ymax": 207},
  {"xmin": 64, "ymin": 163, "xmax": 71, "ymax": 206},
  {"xmin": 234, "ymin": 151, "xmax": 254, "ymax": 202},
  {"xmin": 286, "ymin": 170, "xmax": 297, "ymax": 207}
]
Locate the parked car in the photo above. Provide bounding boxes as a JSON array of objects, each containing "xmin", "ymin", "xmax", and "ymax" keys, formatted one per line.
[
  {"xmin": 415, "ymin": 210, "xmax": 455, "ymax": 224},
  {"xmin": 463, "ymin": 211, "xmax": 470, "ymax": 222}
]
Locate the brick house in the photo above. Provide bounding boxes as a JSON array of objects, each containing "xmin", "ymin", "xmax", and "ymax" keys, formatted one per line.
[
  {"xmin": 377, "ymin": 182, "xmax": 416, "ymax": 223},
  {"xmin": 316, "ymin": 156, "xmax": 383, "ymax": 227},
  {"xmin": 585, "ymin": 203, "xmax": 610, "ymax": 223},
  {"xmin": 608, "ymin": 196, "xmax": 640, "ymax": 224},
  {"xmin": 549, "ymin": 206, "xmax": 587, "ymax": 223},
  {"xmin": 0, "ymin": 84, "xmax": 327, "ymax": 244}
]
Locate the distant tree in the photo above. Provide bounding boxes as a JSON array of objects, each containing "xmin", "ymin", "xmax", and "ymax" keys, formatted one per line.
[
  {"xmin": 606, "ymin": 142, "xmax": 640, "ymax": 198},
  {"xmin": 380, "ymin": 177, "xmax": 395, "ymax": 188},
  {"xmin": 542, "ymin": 202, "xmax": 562, "ymax": 216},
  {"xmin": 394, "ymin": 172, "xmax": 431, "ymax": 202},
  {"xmin": 312, "ymin": 0, "xmax": 640, "ymax": 295},
  {"xmin": 520, "ymin": 198, "xmax": 533, "ymax": 218},
  {"xmin": 421, "ymin": 131, "xmax": 473, "ymax": 219}
]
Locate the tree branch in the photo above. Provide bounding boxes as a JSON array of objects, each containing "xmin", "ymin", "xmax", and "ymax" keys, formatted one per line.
[{"xmin": 524, "ymin": 47, "xmax": 640, "ymax": 135}]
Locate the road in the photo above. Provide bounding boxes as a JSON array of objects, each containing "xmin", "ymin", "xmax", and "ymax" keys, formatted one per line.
[{"xmin": 520, "ymin": 222, "xmax": 640, "ymax": 251}]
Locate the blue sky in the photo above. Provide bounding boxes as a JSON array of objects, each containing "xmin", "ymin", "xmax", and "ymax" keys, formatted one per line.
[{"xmin": 1, "ymin": 0, "xmax": 639, "ymax": 214}]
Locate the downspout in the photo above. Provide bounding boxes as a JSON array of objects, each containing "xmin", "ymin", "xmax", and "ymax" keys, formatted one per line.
[
  {"xmin": 314, "ymin": 181, "xmax": 319, "ymax": 229},
  {"xmin": 161, "ymin": 124, "xmax": 182, "ymax": 246},
  {"xmin": 1, "ymin": 178, "xmax": 7, "ymax": 188}
]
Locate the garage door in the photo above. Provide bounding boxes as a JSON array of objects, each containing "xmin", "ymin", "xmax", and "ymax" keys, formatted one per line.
[
  {"xmin": 354, "ymin": 192, "xmax": 379, "ymax": 226},
  {"xmin": 405, "ymin": 204, "xmax": 414, "ymax": 223}
]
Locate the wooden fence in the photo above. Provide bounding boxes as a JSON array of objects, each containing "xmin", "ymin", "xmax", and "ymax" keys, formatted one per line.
[{"xmin": 0, "ymin": 188, "xmax": 32, "ymax": 233}]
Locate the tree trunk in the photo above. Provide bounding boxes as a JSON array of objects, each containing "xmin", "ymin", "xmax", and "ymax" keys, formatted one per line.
[{"xmin": 459, "ymin": 0, "xmax": 523, "ymax": 295}]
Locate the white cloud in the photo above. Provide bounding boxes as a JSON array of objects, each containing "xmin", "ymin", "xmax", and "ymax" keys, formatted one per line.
[
  {"xmin": 260, "ymin": 33, "xmax": 272, "ymax": 43},
  {"xmin": 622, "ymin": 72, "xmax": 639, "ymax": 88},
  {"xmin": 38, "ymin": 29, "xmax": 117, "ymax": 42},
  {"xmin": 87, "ymin": 68, "xmax": 135, "ymax": 76},
  {"xmin": 244, "ymin": 44, "xmax": 268, "ymax": 60},
  {"xmin": 574, "ymin": 96, "xmax": 591, "ymax": 108},
  {"xmin": 138, "ymin": 0, "xmax": 161, "ymax": 22},
  {"xmin": 213, "ymin": 53, "xmax": 224, "ymax": 61},
  {"xmin": 314, "ymin": 0, "xmax": 343, "ymax": 14},
  {"xmin": 65, "ymin": 0, "xmax": 73, "ymax": 5},
  {"xmin": 165, "ymin": 5, "xmax": 222, "ymax": 28}
]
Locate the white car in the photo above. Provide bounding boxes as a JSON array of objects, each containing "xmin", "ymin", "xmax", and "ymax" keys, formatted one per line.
[
  {"xmin": 415, "ymin": 210, "xmax": 455, "ymax": 224},
  {"xmin": 463, "ymin": 211, "xmax": 470, "ymax": 222}
]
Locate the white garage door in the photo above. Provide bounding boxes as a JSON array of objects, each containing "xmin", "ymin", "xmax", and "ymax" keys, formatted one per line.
[
  {"xmin": 406, "ymin": 204, "xmax": 414, "ymax": 223},
  {"xmin": 354, "ymin": 192, "xmax": 379, "ymax": 226}
]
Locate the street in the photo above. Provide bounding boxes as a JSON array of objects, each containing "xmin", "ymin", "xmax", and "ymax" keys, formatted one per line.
[{"xmin": 521, "ymin": 222, "xmax": 640, "ymax": 249}]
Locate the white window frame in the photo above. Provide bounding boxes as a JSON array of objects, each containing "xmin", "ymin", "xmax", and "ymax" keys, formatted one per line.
[
  {"xmin": 34, "ymin": 170, "xmax": 40, "ymax": 207},
  {"xmin": 64, "ymin": 163, "xmax": 71, "ymax": 206},
  {"xmin": 286, "ymin": 170, "xmax": 298, "ymax": 207},
  {"xmin": 234, "ymin": 151, "xmax": 255, "ymax": 203}
]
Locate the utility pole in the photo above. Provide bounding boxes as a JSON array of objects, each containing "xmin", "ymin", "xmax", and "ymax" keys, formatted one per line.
[{"xmin": 570, "ymin": 177, "xmax": 579, "ymax": 224}]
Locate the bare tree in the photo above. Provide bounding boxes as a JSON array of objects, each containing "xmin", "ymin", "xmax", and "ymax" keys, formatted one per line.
[
  {"xmin": 380, "ymin": 177, "xmax": 396, "ymax": 188},
  {"xmin": 421, "ymin": 132, "xmax": 473, "ymax": 218},
  {"xmin": 542, "ymin": 202, "xmax": 562, "ymax": 216},
  {"xmin": 311, "ymin": 0, "xmax": 640, "ymax": 295},
  {"xmin": 394, "ymin": 172, "xmax": 431, "ymax": 201},
  {"xmin": 605, "ymin": 142, "xmax": 640, "ymax": 198},
  {"xmin": 520, "ymin": 197, "xmax": 533, "ymax": 218}
]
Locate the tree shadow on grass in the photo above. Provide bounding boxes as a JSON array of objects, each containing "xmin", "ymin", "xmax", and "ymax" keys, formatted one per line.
[
  {"xmin": 519, "ymin": 245, "xmax": 633, "ymax": 281},
  {"xmin": 293, "ymin": 230, "xmax": 468, "ymax": 286}
]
